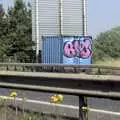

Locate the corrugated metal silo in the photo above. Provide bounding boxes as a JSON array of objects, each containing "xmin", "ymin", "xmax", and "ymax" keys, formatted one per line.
[{"xmin": 32, "ymin": 0, "xmax": 87, "ymax": 50}]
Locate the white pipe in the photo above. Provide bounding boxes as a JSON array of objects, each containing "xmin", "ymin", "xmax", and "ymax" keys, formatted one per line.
[
  {"xmin": 36, "ymin": 0, "xmax": 39, "ymax": 62},
  {"xmin": 84, "ymin": 0, "xmax": 87, "ymax": 36},
  {"xmin": 60, "ymin": 0, "xmax": 63, "ymax": 35},
  {"xmin": 82, "ymin": 0, "xmax": 88, "ymax": 36}
]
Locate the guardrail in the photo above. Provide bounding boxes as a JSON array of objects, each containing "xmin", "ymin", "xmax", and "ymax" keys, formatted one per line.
[
  {"xmin": 0, "ymin": 63, "xmax": 120, "ymax": 75},
  {"xmin": 0, "ymin": 63, "xmax": 120, "ymax": 119},
  {"xmin": 0, "ymin": 71, "xmax": 120, "ymax": 99},
  {"xmin": 0, "ymin": 71, "xmax": 120, "ymax": 119}
]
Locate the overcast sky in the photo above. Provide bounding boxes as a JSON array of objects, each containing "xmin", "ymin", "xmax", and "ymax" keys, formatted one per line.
[{"xmin": 2, "ymin": 0, "xmax": 120, "ymax": 37}]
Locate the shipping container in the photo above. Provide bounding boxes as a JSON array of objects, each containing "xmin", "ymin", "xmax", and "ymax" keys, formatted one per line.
[{"xmin": 42, "ymin": 36, "xmax": 92, "ymax": 64}]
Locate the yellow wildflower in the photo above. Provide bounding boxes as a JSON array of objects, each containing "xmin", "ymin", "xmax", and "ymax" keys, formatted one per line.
[
  {"xmin": 10, "ymin": 91, "xmax": 17, "ymax": 97},
  {"xmin": 50, "ymin": 94, "xmax": 64, "ymax": 103},
  {"xmin": 57, "ymin": 94, "xmax": 64, "ymax": 101}
]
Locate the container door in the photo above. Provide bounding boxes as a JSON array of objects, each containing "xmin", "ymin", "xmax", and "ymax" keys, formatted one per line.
[
  {"xmin": 63, "ymin": 36, "xmax": 92, "ymax": 64},
  {"xmin": 79, "ymin": 36, "xmax": 92, "ymax": 64},
  {"xmin": 42, "ymin": 36, "xmax": 62, "ymax": 64}
]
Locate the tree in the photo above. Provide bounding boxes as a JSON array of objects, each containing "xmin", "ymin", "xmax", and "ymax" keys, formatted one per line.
[
  {"xmin": 93, "ymin": 27, "xmax": 120, "ymax": 62},
  {"xmin": 5, "ymin": 0, "xmax": 34, "ymax": 62},
  {"xmin": 0, "ymin": 4, "xmax": 9, "ymax": 60}
]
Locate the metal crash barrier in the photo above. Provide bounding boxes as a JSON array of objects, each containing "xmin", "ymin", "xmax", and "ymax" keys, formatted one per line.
[
  {"xmin": 0, "ymin": 63, "xmax": 120, "ymax": 75},
  {"xmin": 0, "ymin": 70, "xmax": 119, "ymax": 119}
]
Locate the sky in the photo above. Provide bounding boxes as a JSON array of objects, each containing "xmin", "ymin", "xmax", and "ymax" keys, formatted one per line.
[
  {"xmin": 1, "ymin": 0, "xmax": 120, "ymax": 38},
  {"xmin": 88, "ymin": 0, "xmax": 120, "ymax": 37},
  {"xmin": 1, "ymin": 0, "xmax": 30, "ymax": 9}
]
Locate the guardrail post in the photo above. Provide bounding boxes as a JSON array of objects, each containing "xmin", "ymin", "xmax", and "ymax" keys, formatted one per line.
[
  {"xmin": 31, "ymin": 67, "xmax": 33, "ymax": 72},
  {"xmin": 6, "ymin": 65, "xmax": 9, "ymax": 71},
  {"xmin": 22, "ymin": 66, "xmax": 25, "ymax": 72},
  {"xmin": 14, "ymin": 65, "xmax": 17, "ymax": 71},
  {"xmin": 79, "ymin": 96, "xmax": 88, "ymax": 120},
  {"xmin": 97, "ymin": 68, "xmax": 101, "ymax": 75}
]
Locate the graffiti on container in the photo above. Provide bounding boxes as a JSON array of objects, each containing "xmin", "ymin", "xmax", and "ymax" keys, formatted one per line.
[{"xmin": 63, "ymin": 39, "xmax": 92, "ymax": 58}]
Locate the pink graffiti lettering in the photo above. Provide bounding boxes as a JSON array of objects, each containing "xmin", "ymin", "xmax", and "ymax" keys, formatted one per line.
[
  {"xmin": 63, "ymin": 39, "xmax": 92, "ymax": 58},
  {"xmin": 80, "ymin": 40, "xmax": 91, "ymax": 58},
  {"xmin": 63, "ymin": 42, "xmax": 76, "ymax": 57}
]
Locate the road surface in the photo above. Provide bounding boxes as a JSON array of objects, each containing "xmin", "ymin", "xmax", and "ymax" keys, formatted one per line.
[{"xmin": 0, "ymin": 88, "xmax": 120, "ymax": 120}]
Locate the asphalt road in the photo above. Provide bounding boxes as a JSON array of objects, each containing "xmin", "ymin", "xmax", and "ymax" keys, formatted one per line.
[{"xmin": 0, "ymin": 88, "xmax": 120, "ymax": 120}]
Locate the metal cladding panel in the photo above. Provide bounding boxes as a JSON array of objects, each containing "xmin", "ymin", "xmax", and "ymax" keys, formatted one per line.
[
  {"xmin": 61, "ymin": 0, "xmax": 83, "ymax": 35},
  {"xmin": 42, "ymin": 36, "xmax": 63, "ymax": 64},
  {"xmin": 38, "ymin": 0, "xmax": 60, "ymax": 36},
  {"xmin": 63, "ymin": 36, "xmax": 92, "ymax": 64}
]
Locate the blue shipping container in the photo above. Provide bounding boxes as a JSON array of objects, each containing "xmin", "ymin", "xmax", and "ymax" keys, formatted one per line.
[
  {"xmin": 42, "ymin": 36, "xmax": 92, "ymax": 64},
  {"xmin": 42, "ymin": 36, "xmax": 63, "ymax": 64}
]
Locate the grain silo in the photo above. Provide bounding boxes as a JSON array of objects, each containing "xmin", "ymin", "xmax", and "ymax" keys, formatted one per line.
[{"xmin": 32, "ymin": 0, "xmax": 88, "ymax": 62}]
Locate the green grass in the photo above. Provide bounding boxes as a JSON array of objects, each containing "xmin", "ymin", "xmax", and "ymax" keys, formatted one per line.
[
  {"xmin": 94, "ymin": 58, "xmax": 120, "ymax": 67},
  {"xmin": 0, "ymin": 94, "xmax": 76, "ymax": 120}
]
